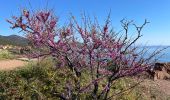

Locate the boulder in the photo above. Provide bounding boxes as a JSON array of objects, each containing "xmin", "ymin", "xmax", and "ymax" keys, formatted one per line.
[{"xmin": 153, "ymin": 62, "xmax": 170, "ymax": 80}]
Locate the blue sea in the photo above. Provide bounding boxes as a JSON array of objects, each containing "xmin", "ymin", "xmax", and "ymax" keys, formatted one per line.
[{"xmin": 144, "ymin": 46, "xmax": 170, "ymax": 62}]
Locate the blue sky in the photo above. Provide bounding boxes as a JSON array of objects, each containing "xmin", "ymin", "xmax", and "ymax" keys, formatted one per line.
[{"xmin": 0, "ymin": 0, "xmax": 170, "ymax": 45}]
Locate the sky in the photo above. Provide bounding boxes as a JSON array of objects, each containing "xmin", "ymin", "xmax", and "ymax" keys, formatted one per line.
[{"xmin": 0, "ymin": 0, "xmax": 170, "ymax": 45}]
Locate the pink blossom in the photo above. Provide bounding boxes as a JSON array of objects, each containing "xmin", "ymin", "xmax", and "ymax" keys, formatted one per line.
[{"xmin": 50, "ymin": 19, "xmax": 56, "ymax": 29}]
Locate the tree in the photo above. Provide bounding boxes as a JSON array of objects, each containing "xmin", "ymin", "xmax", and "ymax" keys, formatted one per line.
[{"xmin": 7, "ymin": 9, "xmax": 165, "ymax": 99}]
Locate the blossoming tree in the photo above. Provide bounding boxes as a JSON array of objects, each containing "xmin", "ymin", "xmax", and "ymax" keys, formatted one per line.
[{"xmin": 7, "ymin": 9, "xmax": 164, "ymax": 99}]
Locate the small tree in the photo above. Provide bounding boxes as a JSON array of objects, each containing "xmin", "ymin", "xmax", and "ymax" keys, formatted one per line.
[{"xmin": 7, "ymin": 9, "xmax": 164, "ymax": 99}]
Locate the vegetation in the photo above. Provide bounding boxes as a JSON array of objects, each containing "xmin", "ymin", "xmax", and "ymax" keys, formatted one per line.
[
  {"xmin": 0, "ymin": 35, "xmax": 29, "ymax": 46},
  {"xmin": 7, "ymin": 9, "xmax": 165, "ymax": 99},
  {"xmin": 0, "ymin": 58, "xmax": 167, "ymax": 100},
  {"xmin": 0, "ymin": 50, "xmax": 15, "ymax": 60}
]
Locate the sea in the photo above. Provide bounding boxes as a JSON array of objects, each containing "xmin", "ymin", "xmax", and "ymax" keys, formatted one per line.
[{"xmin": 144, "ymin": 46, "xmax": 170, "ymax": 62}]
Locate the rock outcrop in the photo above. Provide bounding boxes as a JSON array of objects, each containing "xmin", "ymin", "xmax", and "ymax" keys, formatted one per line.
[{"xmin": 153, "ymin": 62, "xmax": 170, "ymax": 80}]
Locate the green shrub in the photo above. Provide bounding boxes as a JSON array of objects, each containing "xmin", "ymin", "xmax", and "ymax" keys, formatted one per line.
[
  {"xmin": 0, "ymin": 58, "xmax": 166, "ymax": 99},
  {"xmin": 0, "ymin": 50, "xmax": 15, "ymax": 60},
  {"xmin": 0, "ymin": 58, "xmax": 66, "ymax": 99}
]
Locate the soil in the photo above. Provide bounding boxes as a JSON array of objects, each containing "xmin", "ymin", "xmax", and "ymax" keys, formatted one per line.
[
  {"xmin": 0, "ymin": 59, "xmax": 27, "ymax": 70},
  {"xmin": 142, "ymin": 79, "xmax": 170, "ymax": 95},
  {"xmin": 154, "ymin": 80, "xmax": 170, "ymax": 95},
  {"xmin": 132, "ymin": 78, "xmax": 170, "ymax": 99}
]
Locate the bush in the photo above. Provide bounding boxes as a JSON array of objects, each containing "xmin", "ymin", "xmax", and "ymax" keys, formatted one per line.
[
  {"xmin": 0, "ymin": 50, "xmax": 15, "ymax": 60},
  {"xmin": 1, "ymin": 58, "xmax": 170, "ymax": 99},
  {"xmin": 0, "ymin": 59, "xmax": 141, "ymax": 99}
]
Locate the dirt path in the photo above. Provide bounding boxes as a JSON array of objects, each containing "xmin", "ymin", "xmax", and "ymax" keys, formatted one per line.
[
  {"xmin": 0, "ymin": 59, "xmax": 27, "ymax": 70},
  {"xmin": 153, "ymin": 80, "xmax": 170, "ymax": 95},
  {"xmin": 140, "ymin": 79, "xmax": 170, "ymax": 97}
]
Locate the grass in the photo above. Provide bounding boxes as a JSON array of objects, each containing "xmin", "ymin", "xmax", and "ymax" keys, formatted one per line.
[{"xmin": 0, "ymin": 57, "xmax": 169, "ymax": 99}]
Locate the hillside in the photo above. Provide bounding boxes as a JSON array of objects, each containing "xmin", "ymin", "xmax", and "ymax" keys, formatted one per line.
[{"xmin": 0, "ymin": 35, "xmax": 29, "ymax": 46}]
